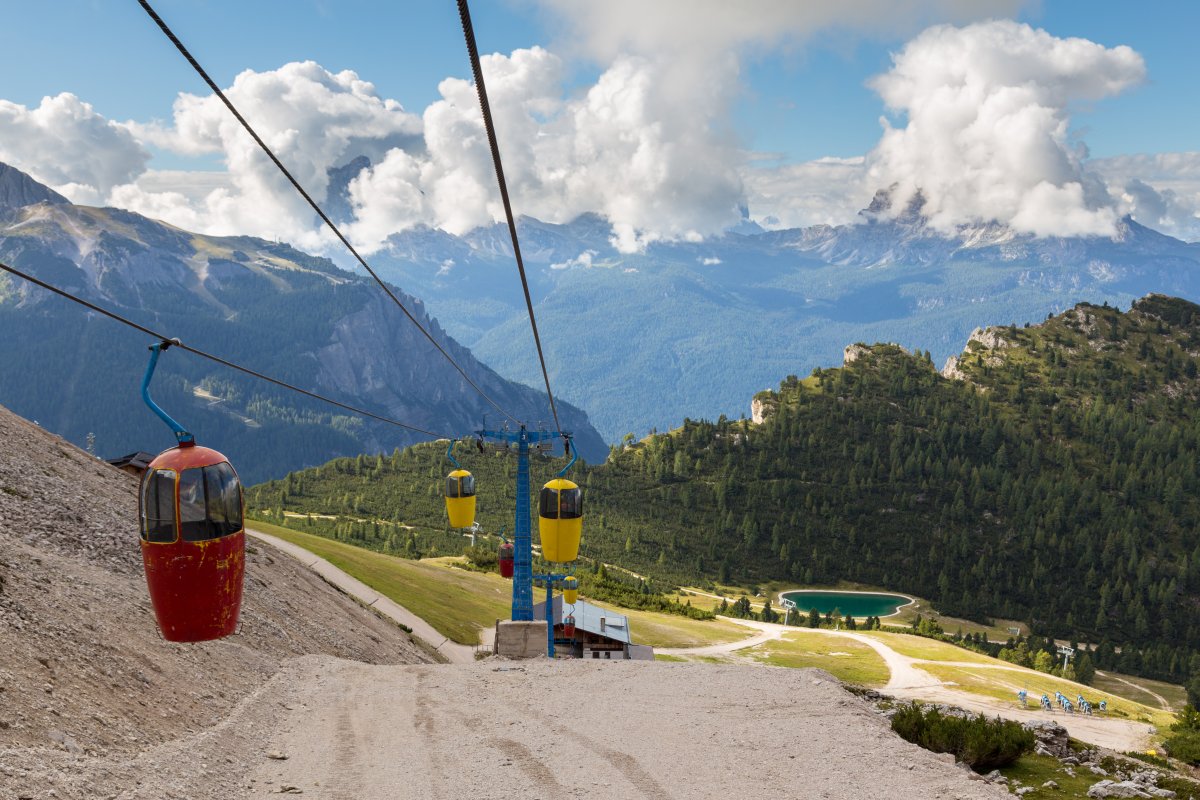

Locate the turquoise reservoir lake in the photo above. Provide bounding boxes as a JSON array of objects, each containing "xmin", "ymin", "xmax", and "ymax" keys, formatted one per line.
[{"xmin": 780, "ymin": 590, "xmax": 912, "ymax": 618}]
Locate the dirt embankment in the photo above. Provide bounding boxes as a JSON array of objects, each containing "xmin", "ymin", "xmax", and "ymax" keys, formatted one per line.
[{"xmin": 0, "ymin": 404, "xmax": 431, "ymax": 798}]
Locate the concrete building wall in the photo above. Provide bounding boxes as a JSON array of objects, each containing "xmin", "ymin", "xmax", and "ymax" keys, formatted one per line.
[{"xmin": 495, "ymin": 620, "xmax": 548, "ymax": 659}]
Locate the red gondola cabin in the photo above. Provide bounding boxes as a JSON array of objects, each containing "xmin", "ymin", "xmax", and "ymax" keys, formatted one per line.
[
  {"xmin": 498, "ymin": 540, "xmax": 514, "ymax": 579},
  {"xmin": 139, "ymin": 443, "xmax": 245, "ymax": 642}
]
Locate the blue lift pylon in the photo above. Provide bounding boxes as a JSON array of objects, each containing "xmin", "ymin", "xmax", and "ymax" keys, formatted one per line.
[{"xmin": 476, "ymin": 424, "xmax": 572, "ymax": 657}]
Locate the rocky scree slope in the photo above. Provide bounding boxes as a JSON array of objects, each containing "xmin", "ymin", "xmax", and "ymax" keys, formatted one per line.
[{"xmin": 0, "ymin": 401, "xmax": 432, "ymax": 798}]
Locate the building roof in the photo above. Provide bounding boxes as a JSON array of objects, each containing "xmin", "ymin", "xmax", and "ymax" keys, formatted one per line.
[
  {"xmin": 531, "ymin": 596, "xmax": 631, "ymax": 645},
  {"xmin": 106, "ymin": 451, "xmax": 156, "ymax": 470}
]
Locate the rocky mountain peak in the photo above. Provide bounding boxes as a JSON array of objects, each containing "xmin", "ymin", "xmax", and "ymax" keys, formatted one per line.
[
  {"xmin": 861, "ymin": 185, "xmax": 928, "ymax": 225},
  {"xmin": 324, "ymin": 155, "xmax": 372, "ymax": 224},
  {"xmin": 0, "ymin": 162, "xmax": 68, "ymax": 210}
]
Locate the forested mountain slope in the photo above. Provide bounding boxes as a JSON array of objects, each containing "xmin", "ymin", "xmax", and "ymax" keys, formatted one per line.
[{"xmin": 250, "ymin": 295, "xmax": 1200, "ymax": 680}]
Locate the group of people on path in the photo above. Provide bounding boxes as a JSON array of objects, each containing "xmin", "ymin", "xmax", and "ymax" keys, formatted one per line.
[{"xmin": 1018, "ymin": 688, "xmax": 1106, "ymax": 715}]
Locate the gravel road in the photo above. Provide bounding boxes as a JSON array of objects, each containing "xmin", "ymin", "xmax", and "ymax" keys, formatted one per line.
[{"xmin": 247, "ymin": 657, "xmax": 1008, "ymax": 800}]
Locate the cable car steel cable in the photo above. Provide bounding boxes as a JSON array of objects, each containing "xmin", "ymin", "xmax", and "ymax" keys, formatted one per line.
[
  {"xmin": 457, "ymin": 0, "xmax": 588, "ymax": 619},
  {"xmin": 456, "ymin": 0, "xmax": 563, "ymax": 435},
  {"xmin": 0, "ymin": 259, "xmax": 445, "ymax": 438},
  {"xmin": 135, "ymin": 0, "xmax": 523, "ymax": 428}
]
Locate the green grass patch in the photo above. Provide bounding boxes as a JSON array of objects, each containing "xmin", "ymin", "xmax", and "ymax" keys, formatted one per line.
[
  {"xmin": 999, "ymin": 753, "xmax": 1099, "ymax": 798},
  {"xmin": 249, "ymin": 520, "xmax": 511, "ymax": 645},
  {"xmin": 749, "ymin": 630, "xmax": 890, "ymax": 686},
  {"xmin": 1092, "ymin": 671, "xmax": 1185, "ymax": 711},
  {"xmin": 655, "ymin": 654, "xmax": 688, "ymax": 662},
  {"xmin": 860, "ymin": 631, "xmax": 998, "ymax": 664},
  {"xmin": 666, "ymin": 590, "xmax": 727, "ymax": 613}
]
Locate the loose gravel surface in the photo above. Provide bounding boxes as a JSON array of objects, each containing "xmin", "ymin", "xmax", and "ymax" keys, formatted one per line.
[
  {"xmin": 0, "ymin": 404, "xmax": 431, "ymax": 799},
  {"xmin": 247, "ymin": 657, "xmax": 1008, "ymax": 800}
]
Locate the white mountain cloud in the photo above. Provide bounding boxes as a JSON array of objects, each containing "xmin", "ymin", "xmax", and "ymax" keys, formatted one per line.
[
  {"xmin": 864, "ymin": 20, "xmax": 1145, "ymax": 237},
  {"xmin": 349, "ymin": 47, "xmax": 743, "ymax": 253},
  {"xmin": 744, "ymin": 156, "xmax": 871, "ymax": 230},
  {"xmin": 1090, "ymin": 152, "xmax": 1200, "ymax": 242},
  {"xmin": 0, "ymin": 93, "xmax": 148, "ymax": 205},
  {"xmin": 119, "ymin": 60, "xmax": 423, "ymax": 250},
  {"xmin": 744, "ymin": 21, "xmax": 1197, "ymax": 241},
  {"xmin": 535, "ymin": 0, "xmax": 1027, "ymax": 61}
]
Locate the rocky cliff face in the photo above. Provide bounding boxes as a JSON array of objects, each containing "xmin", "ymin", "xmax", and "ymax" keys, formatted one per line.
[
  {"xmin": 750, "ymin": 396, "xmax": 769, "ymax": 424},
  {"xmin": 941, "ymin": 327, "xmax": 1013, "ymax": 379}
]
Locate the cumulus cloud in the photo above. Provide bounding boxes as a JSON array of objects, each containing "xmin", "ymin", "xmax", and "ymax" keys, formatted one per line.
[
  {"xmin": 341, "ymin": 47, "xmax": 744, "ymax": 253},
  {"xmin": 537, "ymin": 0, "xmax": 1026, "ymax": 61},
  {"xmin": 1089, "ymin": 152, "xmax": 1200, "ymax": 241},
  {"xmin": 864, "ymin": 20, "xmax": 1146, "ymax": 236},
  {"xmin": 92, "ymin": 50, "xmax": 743, "ymax": 254},
  {"xmin": 119, "ymin": 61, "xmax": 422, "ymax": 248},
  {"xmin": 740, "ymin": 25, "xmax": 1200, "ymax": 240},
  {"xmin": 744, "ymin": 156, "xmax": 871, "ymax": 230},
  {"xmin": 0, "ymin": 93, "xmax": 148, "ymax": 204}
]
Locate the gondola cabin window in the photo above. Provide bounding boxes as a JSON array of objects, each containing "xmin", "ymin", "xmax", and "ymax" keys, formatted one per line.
[
  {"xmin": 179, "ymin": 462, "xmax": 243, "ymax": 542},
  {"xmin": 446, "ymin": 473, "xmax": 475, "ymax": 498},
  {"xmin": 540, "ymin": 485, "xmax": 582, "ymax": 519},
  {"xmin": 140, "ymin": 469, "xmax": 177, "ymax": 543}
]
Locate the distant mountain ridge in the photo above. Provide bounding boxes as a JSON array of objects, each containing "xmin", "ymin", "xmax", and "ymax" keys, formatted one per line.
[
  {"xmin": 365, "ymin": 190, "xmax": 1200, "ymax": 441},
  {"xmin": 0, "ymin": 163, "xmax": 606, "ymax": 482},
  {"xmin": 9, "ymin": 151, "xmax": 1200, "ymax": 456}
]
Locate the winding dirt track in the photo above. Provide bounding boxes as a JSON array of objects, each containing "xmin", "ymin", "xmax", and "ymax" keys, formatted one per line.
[{"xmin": 1097, "ymin": 670, "xmax": 1173, "ymax": 710}]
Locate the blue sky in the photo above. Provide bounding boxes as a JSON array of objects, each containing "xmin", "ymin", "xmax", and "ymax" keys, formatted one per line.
[
  {"xmin": 4, "ymin": 1, "xmax": 1195, "ymax": 163},
  {"xmin": 0, "ymin": 1, "xmax": 1197, "ymax": 244}
]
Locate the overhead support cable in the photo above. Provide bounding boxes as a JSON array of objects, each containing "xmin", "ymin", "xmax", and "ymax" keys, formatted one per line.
[
  {"xmin": 456, "ymin": 0, "xmax": 563, "ymax": 435},
  {"xmin": 135, "ymin": 0, "xmax": 521, "ymax": 426},
  {"xmin": 0, "ymin": 259, "xmax": 444, "ymax": 439}
]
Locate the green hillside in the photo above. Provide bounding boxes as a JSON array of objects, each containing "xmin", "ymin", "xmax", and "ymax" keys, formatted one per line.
[{"xmin": 249, "ymin": 295, "xmax": 1200, "ymax": 683}]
